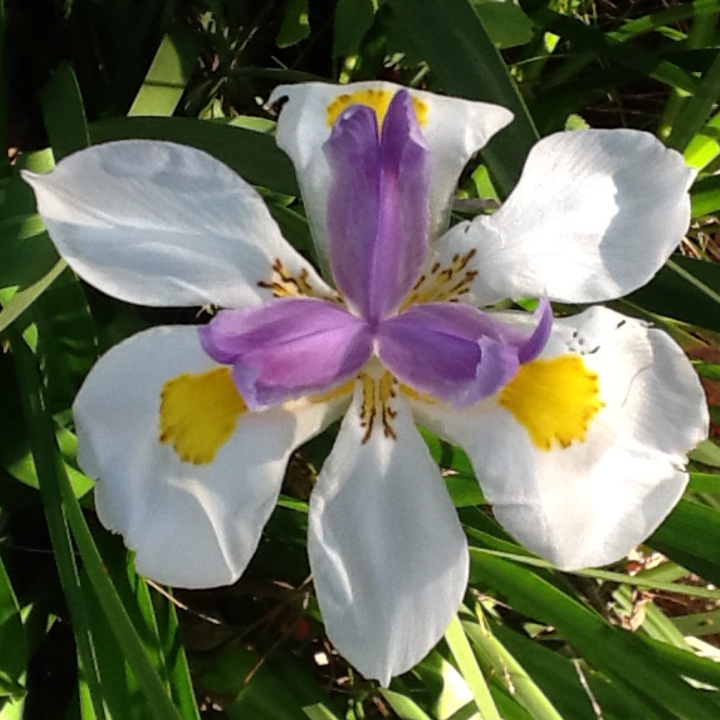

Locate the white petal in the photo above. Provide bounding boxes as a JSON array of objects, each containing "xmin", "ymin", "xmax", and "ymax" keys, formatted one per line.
[
  {"xmin": 409, "ymin": 307, "xmax": 708, "ymax": 570},
  {"xmin": 270, "ymin": 81, "xmax": 512, "ymax": 269},
  {"xmin": 308, "ymin": 383, "xmax": 468, "ymax": 685},
  {"xmin": 23, "ymin": 141, "xmax": 328, "ymax": 308},
  {"xmin": 461, "ymin": 129, "xmax": 693, "ymax": 304},
  {"xmin": 76, "ymin": 325, "xmax": 341, "ymax": 588}
]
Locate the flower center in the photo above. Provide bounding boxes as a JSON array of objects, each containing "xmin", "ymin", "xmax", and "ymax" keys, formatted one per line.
[
  {"xmin": 326, "ymin": 88, "xmax": 428, "ymax": 129},
  {"xmin": 159, "ymin": 367, "xmax": 246, "ymax": 464},
  {"xmin": 498, "ymin": 354, "xmax": 604, "ymax": 451}
]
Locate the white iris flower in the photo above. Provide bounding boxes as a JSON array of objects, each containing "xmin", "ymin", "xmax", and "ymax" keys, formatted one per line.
[{"xmin": 23, "ymin": 81, "xmax": 708, "ymax": 686}]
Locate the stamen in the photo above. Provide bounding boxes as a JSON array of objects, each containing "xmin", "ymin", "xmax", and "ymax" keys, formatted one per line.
[
  {"xmin": 159, "ymin": 367, "xmax": 246, "ymax": 465},
  {"xmin": 402, "ymin": 249, "xmax": 478, "ymax": 308},
  {"xmin": 358, "ymin": 371, "xmax": 399, "ymax": 443},
  {"xmin": 498, "ymin": 354, "xmax": 605, "ymax": 451},
  {"xmin": 258, "ymin": 258, "xmax": 342, "ymax": 304},
  {"xmin": 258, "ymin": 258, "xmax": 313, "ymax": 298},
  {"xmin": 326, "ymin": 89, "xmax": 428, "ymax": 128}
]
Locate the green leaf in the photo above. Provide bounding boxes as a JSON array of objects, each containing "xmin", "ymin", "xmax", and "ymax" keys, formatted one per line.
[
  {"xmin": 528, "ymin": 7, "xmax": 699, "ymax": 94},
  {"xmin": 9, "ymin": 331, "xmax": 108, "ymax": 720},
  {"xmin": 28, "ymin": 268, "xmax": 98, "ymax": 412},
  {"xmin": 667, "ymin": 50, "xmax": 720, "ymax": 151},
  {"xmin": 39, "ymin": 63, "xmax": 89, "ymax": 162},
  {"xmin": 492, "ymin": 621, "xmax": 676, "ymax": 720},
  {"xmin": 626, "ymin": 256, "xmax": 720, "ymax": 331},
  {"xmin": 0, "ymin": 556, "xmax": 26, "ymax": 699},
  {"xmin": 463, "ymin": 609, "xmax": 564, "ymax": 720},
  {"xmin": 277, "ymin": 0, "xmax": 311, "ymax": 48},
  {"xmin": 690, "ymin": 173, "xmax": 720, "ymax": 216},
  {"xmin": 380, "ymin": 690, "xmax": 433, "ymax": 720},
  {"xmin": 445, "ymin": 615, "xmax": 502, "ymax": 720},
  {"xmin": 9, "ymin": 333, "xmax": 185, "ymax": 720},
  {"xmin": 333, "ymin": 0, "xmax": 376, "ymax": 57},
  {"xmin": 385, "ymin": 0, "xmax": 538, "ymax": 197},
  {"xmin": 474, "ymin": 554, "xmax": 720, "ymax": 720},
  {"xmin": 685, "ymin": 111, "xmax": 720, "ymax": 170},
  {"xmin": 469, "ymin": 0, "xmax": 534, "ymax": 49},
  {"xmin": 129, "ymin": 27, "xmax": 198, "ymax": 117},
  {"xmin": 0, "ymin": 260, "xmax": 66, "ymax": 334},
  {"xmin": 651, "ymin": 499, "xmax": 720, "ymax": 585}
]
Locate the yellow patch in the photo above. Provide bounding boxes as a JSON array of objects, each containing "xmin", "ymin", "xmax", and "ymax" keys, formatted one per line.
[
  {"xmin": 159, "ymin": 367, "xmax": 246, "ymax": 465},
  {"xmin": 326, "ymin": 88, "xmax": 428, "ymax": 129},
  {"xmin": 498, "ymin": 355, "xmax": 604, "ymax": 451},
  {"xmin": 309, "ymin": 379, "xmax": 355, "ymax": 404}
]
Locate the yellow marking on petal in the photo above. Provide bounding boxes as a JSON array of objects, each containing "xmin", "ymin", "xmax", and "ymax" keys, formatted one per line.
[
  {"xmin": 159, "ymin": 367, "xmax": 246, "ymax": 465},
  {"xmin": 400, "ymin": 383, "xmax": 437, "ymax": 405},
  {"xmin": 258, "ymin": 258, "xmax": 314, "ymax": 298},
  {"xmin": 498, "ymin": 355, "xmax": 604, "ymax": 451},
  {"xmin": 326, "ymin": 89, "xmax": 428, "ymax": 129},
  {"xmin": 258, "ymin": 258, "xmax": 343, "ymax": 304},
  {"xmin": 402, "ymin": 249, "xmax": 478, "ymax": 309},
  {"xmin": 309, "ymin": 380, "xmax": 355, "ymax": 404},
  {"xmin": 359, "ymin": 371, "xmax": 398, "ymax": 443}
]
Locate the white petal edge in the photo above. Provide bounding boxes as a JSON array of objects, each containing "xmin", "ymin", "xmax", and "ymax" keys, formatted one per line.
[
  {"xmin": 308, "ymin": 382, "xmax": 468, "ymax": 685},
  {"xmin": 269, "ymin": 81, "xmax": 513, "ymax": 271},
  {"xmin": 23, "ymin": 140, "xmax": 329, "ymax": 309},
  {"xmin": 409, "ymin": 306, "xmax": 708, "ymax": 570},
  {"xmin": 76, "ymin": 325, "xmax": 344, "ymax": 588},
  {"xmin": 453, "ymin": 129, "xmax": 693, "ymax": 305}
]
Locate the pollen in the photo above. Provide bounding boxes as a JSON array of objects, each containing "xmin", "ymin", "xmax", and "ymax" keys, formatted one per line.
[
  {"xmin": 159, "ymin": 367, "xmax": 247, "ymax": 465},
  {"xmin": 498, "ymin": 354, "xmax": 605, "ymax": 451},
  {"xmin": 326, "ymin": 89, "xmax": 428, "ymax": 128}
]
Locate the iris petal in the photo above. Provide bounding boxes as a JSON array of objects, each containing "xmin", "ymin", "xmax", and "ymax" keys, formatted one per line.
[
  {"xmin": 200, "ymin": 298, "xmax": 373, "ymax": 410},
  {"xmin": 377, "ymin": 303, "xmax": 514, "ymax": 406},
  {"xmin": 324, "ymin": 91, "xmax": 431, "ymax": 323}
]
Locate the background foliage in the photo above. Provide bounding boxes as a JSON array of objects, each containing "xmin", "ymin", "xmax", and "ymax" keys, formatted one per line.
[{"xmin": 2, "ymin": 0, "xmax": 720, "ymax": 718}]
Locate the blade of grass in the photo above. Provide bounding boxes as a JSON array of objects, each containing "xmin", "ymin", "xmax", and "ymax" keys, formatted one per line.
[
  {"xmin": 666, "ymin": 50, "xmax": 720, "ymax": 150},
  {"xmin": 8, "ymin": 330, "xmax": 107, "ymax": 720},
  {"xmin": 445, "ymin": 614, "xmax": 502, "ymax": 720},
  {"xmin": 529, "ymin": 7, "xmax": 699, "ymax": 94},
  {"xmin": 684, "ymin": 110, "xmax": 720, "ymax": 169},
  {"xmin": 9, "ymin": 333, "xmax": 185, "ymax": 720},
  {"xmin": 475, "ymin": 553, "xmax": 720, "ymax": 719},
  {"xmin": 39, "ymin": 63, "xmax": 89, "ymax": 161},
  {"xmin": 470, "ymin": 547, "xmax": 720, "ymax": 601},
  {"xmin": 463, "ymin": 608, "xmax": 564, "ymax": 720},
  {"xmin": 129, "ymin": 27, "xmax": 198, "ymax": 117},
  {"xmin": 0, "ymin": 260, "xmax": 66, "ymax": 333}
]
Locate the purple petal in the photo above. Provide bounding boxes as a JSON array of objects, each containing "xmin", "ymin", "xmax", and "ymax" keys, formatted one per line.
[
  {"xmin": 517, "ymin": 297, "xmax": 553, "ymax": 363},
  {"xmin": 324, "ymin": 90, "xmax": 431, "ymax": 324},
  {"xmin": 200, "ymin": 298, "xmax": 372, "ymax": 410},
  {"xmin": 376, "ymin": 303, "xmax": 521, "ymax": 407}
]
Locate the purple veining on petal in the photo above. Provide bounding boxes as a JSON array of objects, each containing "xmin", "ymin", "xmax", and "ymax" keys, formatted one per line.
[
  {"xmin": 324, "ymin": 90, "xmax": 431, "ymax": 325},
  {"xmin": 199, "ymin": 298, "xmax": 373, "ymax": 410},
  {"xmin": 376, "ymin": 303, "xmax": 521, "ymax": 407}
]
